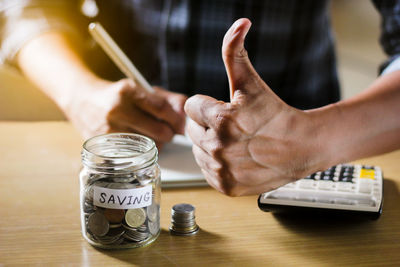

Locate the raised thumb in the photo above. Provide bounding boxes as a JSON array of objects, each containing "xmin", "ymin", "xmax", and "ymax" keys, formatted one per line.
[{"xmin": 222, "ymin": 18, "xmax": 260, "ymax": 101}]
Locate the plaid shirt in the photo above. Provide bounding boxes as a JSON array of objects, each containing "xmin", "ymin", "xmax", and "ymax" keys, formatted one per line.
[{"xmin": 1, "ymin": 0, "xmax": 399, "ymax": 109}]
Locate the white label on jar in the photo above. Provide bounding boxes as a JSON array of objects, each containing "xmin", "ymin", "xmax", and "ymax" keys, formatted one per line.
[{"xmin": 93, "ymin": 185, "xmax": 152, "ymax": 209}]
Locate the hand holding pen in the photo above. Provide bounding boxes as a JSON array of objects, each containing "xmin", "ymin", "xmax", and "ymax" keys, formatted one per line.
[{"xmin": 85, "ymin": 22, "xmax": 187, "ymax": 147}]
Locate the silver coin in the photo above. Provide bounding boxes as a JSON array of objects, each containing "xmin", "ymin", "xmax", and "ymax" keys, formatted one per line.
[
  {"xmin": 137, "ymin": 224, "xmax": 147, "ymax": 232},
  {"xmin": 85, "ymin": 181, "xmax": 109, "ymax": 202},
  {"xmin": 100, "ymin": 227, "xmax": 125, "ymax": 240},
  {"xmin": 110, "ymin": 175, "xmax": 138, "ymax": 183},
  {"xmin": 123, "ymin": 230, "xmax": 149, "ymax": 242},
  {"xmin": 106, "ymin": 182, "xmax": 136, "ymax": 189},
  {"xmin": 147, "ymin": 204, "xmax": 158, "ymax": 222},
  {"xmin": 122, "ymin": 223, "xmax": 138, "ymax": 231},
  {"xmin": 169, "ymin": 225, "xmax": 199, "ymax": 236},
  {"xmin": 170, "ymin": 203, "xmax": 199, "ymax": 236},
  {"xmin": 148, "ymin": 221, "xmax": 159, "ymax": 235},
  {"xmin": 172, "ymin": 203, "xmax": 195, "ymax": 214},
  {"xmin": 125, "ymin": 208, "xmax": 146, "ymax": 228},
  {"xmin": 83, "ymin": 201, "xmax": 95, "ymax": 213},
  {"xmin": 87, "ymin": 211, "xmax": 109, "ymax": 237},
  {"xmin": 109, "ymin": 223, "xmax": 123, "ymax": 229}
]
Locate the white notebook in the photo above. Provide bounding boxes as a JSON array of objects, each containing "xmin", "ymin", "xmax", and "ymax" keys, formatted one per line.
[{"xmin": 158, "ymin": 135, "xmax": 208, "ymax": 188}]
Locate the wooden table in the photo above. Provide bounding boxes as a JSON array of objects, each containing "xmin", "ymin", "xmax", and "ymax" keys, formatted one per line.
[{"xmin": 1, "ymin": 121, "xmax": 399, "ymax": 266}]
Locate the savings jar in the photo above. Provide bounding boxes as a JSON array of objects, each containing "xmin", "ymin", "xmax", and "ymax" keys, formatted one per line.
[{"xmin": 79, "ymin": 133, "xmax": 161, "ymax": 249}]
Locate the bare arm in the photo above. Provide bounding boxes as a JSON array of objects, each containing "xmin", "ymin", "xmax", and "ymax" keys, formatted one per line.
[
  {"xmin": 17, "ymin": 32, "xmax": 100, "ymax": 113},
  {"xmin": 184, "ymin": 19, "xmax": 400, "ymax": 196},
  {"xmin": 314, "ymin": 69, "xmax": 400, "ymax": 163}
]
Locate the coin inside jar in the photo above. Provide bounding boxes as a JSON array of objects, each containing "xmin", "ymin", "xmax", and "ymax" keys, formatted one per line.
[
  {"xmin": 104, "ymin": 208, "xmax": 125, "ymax": 223},
  {"xmin": 80, "ymin": 133, "xmax": 162, "ymax": 248},
  {"xmin": 125, "ymin": 208, "xmax": 146, "ymax": 228},
  {"xmin": 88, "ymin": 211, "xmax": 109, "ymax": 237},
  {"xmin": 148, "ymin": 220, "xmax": 159, "ymax": 235},
  {"xmin": 146, "ymin": 204, "xmax": 158, "ymax": 222}
]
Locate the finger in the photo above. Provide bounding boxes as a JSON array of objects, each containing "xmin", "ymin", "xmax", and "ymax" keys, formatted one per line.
[
  {"xmin": 185, "ymin": 117, "xmax": 206, "ymax": 145},
  {"xmin": 184, "ymin": 94, "xmax": 229, "ymax": 129},
  {"xmin": 186, "ymin": 118, "xmax": 223, "ymax": 156},
  {"xmin": 193, "ymin": 145, "xmax": 243, "ymax": 195},
  {"xmin": 200, "ymin": 168, "xmax": 223, "ymax": 194},
  {"xmin": 192, "ymin": 145, "xmax": 226, "ymax": 192},
  {"xmin": 222, "ymin": 18, "xmax": 264, "ymax": 102},
  {"xmin": 121, "ymin": 82, "xmax": 185, "ymax": 134},
  {"xmin": 153, "ymin": 87, "xmax": 187, "ymax": 134},
  {"xmin": 192, "ymin": 145, "xmax": 222, "ymax": 175}
]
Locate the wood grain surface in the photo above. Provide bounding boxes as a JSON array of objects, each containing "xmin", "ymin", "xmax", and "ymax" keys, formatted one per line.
[{"xmin": 1, "ymin": 122, "xmax": 399, "ymax": 266}]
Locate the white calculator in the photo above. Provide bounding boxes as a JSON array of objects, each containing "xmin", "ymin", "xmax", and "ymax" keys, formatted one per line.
[{"xmin": 258, "ymin": 164, "xmax": 383, "ymax": 219}]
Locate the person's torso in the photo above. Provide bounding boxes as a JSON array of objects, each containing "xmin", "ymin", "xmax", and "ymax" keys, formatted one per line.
[{"xmin": 94, "ymin": 0, "xmax": 340, "ymax": 109}]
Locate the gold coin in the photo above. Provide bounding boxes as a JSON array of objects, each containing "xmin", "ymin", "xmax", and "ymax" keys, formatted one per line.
[
  {"xmin": 104, "ymin": 209, "xmax": 125, "ymax": 223},
  {"xmin": 125, "ymin": 208, "xmax": 146, "ymax": 228}
]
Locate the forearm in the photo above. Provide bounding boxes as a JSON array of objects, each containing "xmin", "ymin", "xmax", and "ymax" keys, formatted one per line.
[
  {"xmin": 313, "ymin": 70, "xmax": 400, "ymax": 166},
  {"xmin": 17, "ymin": 31, "xmax": 105, "ymax": 112}
]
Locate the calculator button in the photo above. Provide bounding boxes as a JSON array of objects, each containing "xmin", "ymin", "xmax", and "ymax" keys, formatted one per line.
[
  {"xmin": 299, "ymin": 179, "xmax": 315, "ymax": 189},
  {"xmin": 362, "ymin": 165, "xmax": 375, "ymax": 170},
  {"xmin": 296, "ymin": 196, "xmax": 315, "ymax": 202},
  {"xmin": 358, "ymin": 181, "xmax": 373, "ymax": 194},
  {"xmin": 318, "ymin": 181, "xmax": 335, "ymax": 190},
  {"xmin": 360, "ymin": 169, "xmax": 375, "ymax": 180},
  {"xmin": 315, "ymin": 197, "xmax": 333, "ymax": 204},
  {"xmin": 337, "ymin": 182, "xmax": 355, "ymax": 192},
  {"xmin": 334, "ymin": 198, "xmax": 358, "ymax": 205},
  {"xmin": 339, "ymin": 176, "xmax": 353, "ymax": 183}
]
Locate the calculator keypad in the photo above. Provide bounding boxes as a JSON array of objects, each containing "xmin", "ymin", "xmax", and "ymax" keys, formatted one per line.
[
  {"xmin": 261, "ymin": 164, "xmax": 383, "ymax": 212},
  {"xmin": 290, "ymin": 165, "xmax": 378, "ymax": 195}
]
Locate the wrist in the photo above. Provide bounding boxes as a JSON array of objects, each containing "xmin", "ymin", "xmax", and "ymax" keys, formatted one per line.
[
  {"xmin": 306, "ymin": 102, "xmax": 347, "ymax": 169},
  {"xmin": 60, "ymin": 77, "xmax": 113, "ymax": 120}
]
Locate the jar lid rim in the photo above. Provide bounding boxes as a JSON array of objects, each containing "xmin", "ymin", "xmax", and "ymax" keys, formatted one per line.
[{"xmin": 82, "ymin": 133, "xmax": 156, "ymax": 159}]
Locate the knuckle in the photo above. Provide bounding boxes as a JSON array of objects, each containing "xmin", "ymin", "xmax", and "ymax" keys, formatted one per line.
[
  {"xmin": 149, "ymin": 96, "xmax": 168, "ymax": 113},
  {"xmin": 206, "ymin": 140, "xmax": 224, "ymax": 158},
  {"xmin": 157, "ymin": 98, "xmax": 169, "ymax": 112},
  {"xmin": 115, "ymin": 79, "xmax": 132, "ymax": 95},
  {"xmin": 214, "ymin": 169, "xmax": 241, "ymax": 197},
  {"xmin": 222, "ymin": 45, "xmax": 248, "ymax": 62},
  {"xmin": 212, "ymin": 108, "xmax": 232, "ymax": 131},
  {"xmin": 105, "ymin": 112, "xmax": 114, "ymax": 125},
  {"xmin": 210, "ymin": 108, "xmax": 238, "ymax": 142},
  {"xmin": 157, "ymin": 125, "xmax": 174, "ymax": 142},
  {"xmin": 220, "ymin": 185, "xmax": 240, "ymax": 197}
]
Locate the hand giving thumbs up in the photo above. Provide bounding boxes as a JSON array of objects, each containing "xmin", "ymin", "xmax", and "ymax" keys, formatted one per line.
[{"xmin": 184, "ymin": 18, "xmax": 332, "ymax": 196}]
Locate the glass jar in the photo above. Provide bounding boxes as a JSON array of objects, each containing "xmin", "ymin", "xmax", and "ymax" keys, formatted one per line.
[{"xmin": 79, "ymin": 133, "xmax": 161, "ymax": 249}]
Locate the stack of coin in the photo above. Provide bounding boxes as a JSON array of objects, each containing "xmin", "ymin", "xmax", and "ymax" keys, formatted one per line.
[{"xmin": 169, "ymin": 203, "xmax": 199, "ymax": 236}]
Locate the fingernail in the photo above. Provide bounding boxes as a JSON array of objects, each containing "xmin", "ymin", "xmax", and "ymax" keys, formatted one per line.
[{"xmin": 231, "ymin": 20, "xmax": 241, "ymax": 34}]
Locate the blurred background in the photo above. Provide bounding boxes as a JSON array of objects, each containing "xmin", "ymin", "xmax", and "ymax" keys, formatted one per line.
[{"xmin": 0, "ymin": 0, "xmax": 386, "ymax": 121}]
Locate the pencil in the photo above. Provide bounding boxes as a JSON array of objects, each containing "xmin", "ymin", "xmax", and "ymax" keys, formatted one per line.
[{"xmin": 88, "ymin": 22, "xmax": 154, "ymax": 93}]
